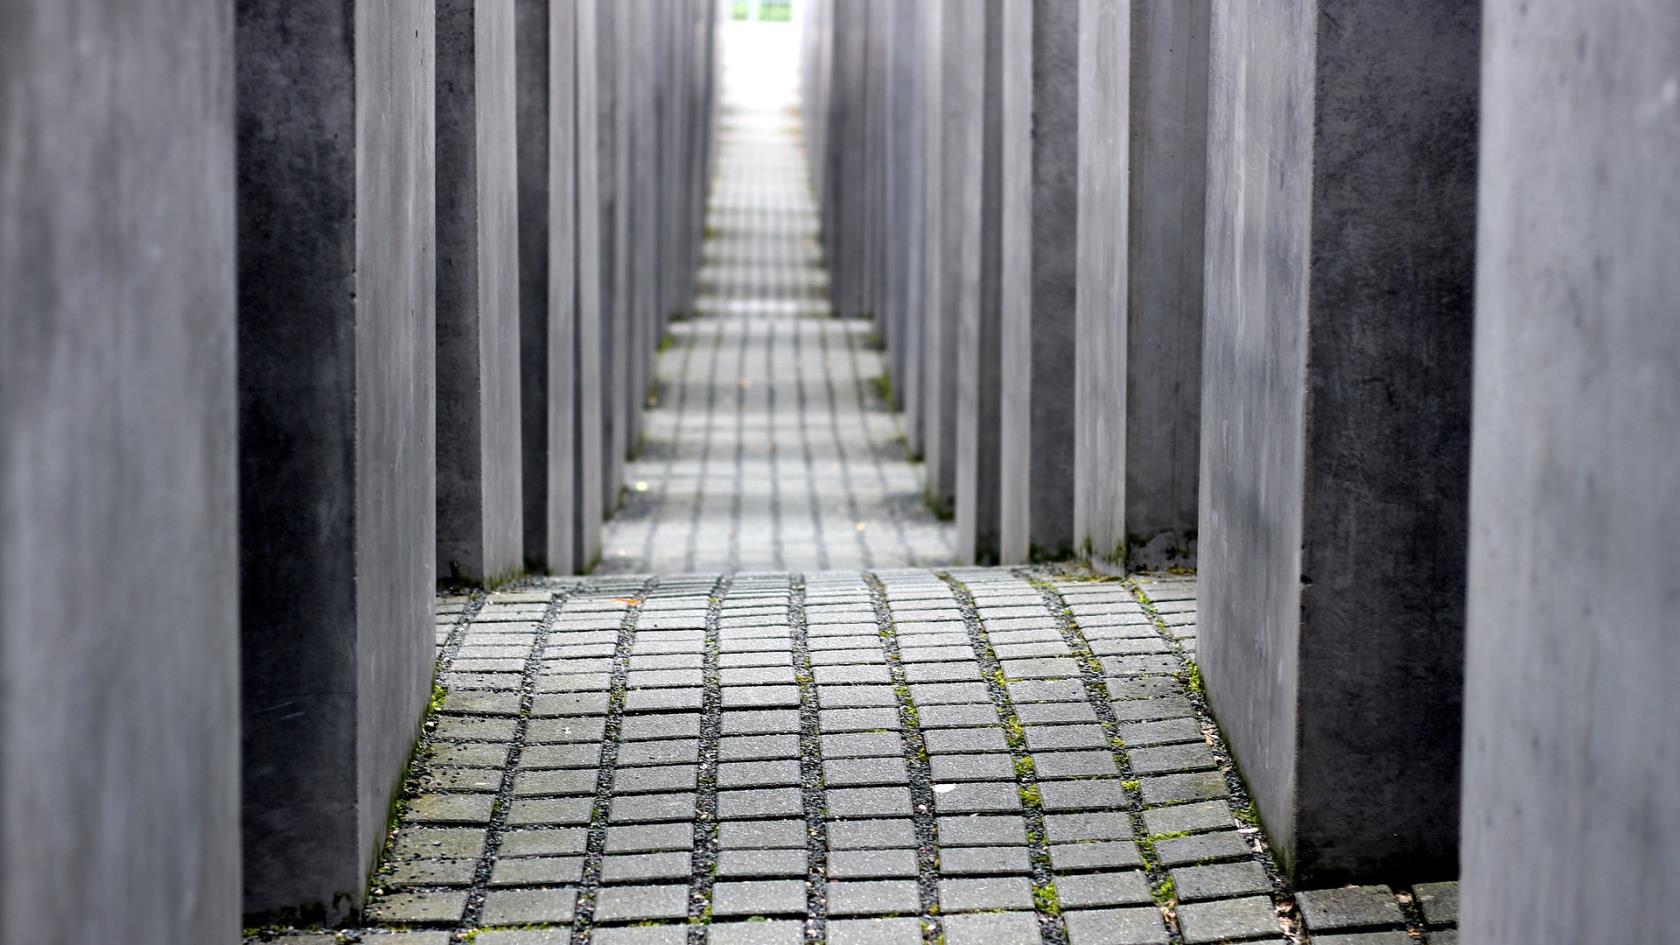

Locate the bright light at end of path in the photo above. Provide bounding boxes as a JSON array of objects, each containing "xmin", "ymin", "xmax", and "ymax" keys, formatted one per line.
[{"xmin": 634, "ymin": 481, "xmax": 650, "ymax": 493}]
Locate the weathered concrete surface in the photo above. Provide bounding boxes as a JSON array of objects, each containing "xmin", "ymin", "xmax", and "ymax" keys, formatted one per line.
[
  {"xmin": 1462, "ymin": 3, "xmax": 1680, "ymax": 942},
  {"xmin": 437, "ymin": 0, "xmax": 524, "ymax": 585},
  {"xmin": 573, "ymin": 0, "xmax": 606, "ymax": 571},
  {"xmin": 0, "ymin": 2, "xmax": 239, "ymax": 941},
  {"xmin": 1123, "ymin": 0, "xmax": 1209, "ymax": 570},
  {"xmin": 999, "ymin": 0, "xmax": 1080, "ymax": 565},
  {"xmin": 893, "ymin": 0, "xmax": 928, "ymax": 455},
  {"xmin": 924, "ymin": 0, "xmax": 964, "ymax": 514},
  {"xmin": 516, "ymin": 0, "xmax": 576, "ymax": 575},
  {"xmin": 1199, "ymin": 0, "xmax": 1477, "ymax": 884},
  {"xmin": 1074, "ymin": 0, "xmax": 1129, "ymax": 569},
  {"xmin": 236, "ymin": 0, "xmax": 438, "ymax": 919},
  {"xmin": 595, "ymin": 0, "xmax": 625, "ymax": 515},
  {"xmin": 915, "ymin": 0, "xmax": 946, "ymax": 467},
  {"xmin": 955, "ymin": 0, "xmax": 1005, "ymax": 564}
]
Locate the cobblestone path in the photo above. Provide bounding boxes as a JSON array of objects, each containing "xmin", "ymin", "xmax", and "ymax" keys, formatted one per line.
[
  {"xmin": 594, "ymin": 63, "xmax": 954, "ymax": 574},
  {"xmin": 261, "ymin": 571, "xmax": 1462, "ymax": 945}
]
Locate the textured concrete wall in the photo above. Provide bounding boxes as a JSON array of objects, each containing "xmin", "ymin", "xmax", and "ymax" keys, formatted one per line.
[
  {"xmin": 1199, "ymin": 0, "xmax": 1477, "ymax": 884},
  {"xmin": 236, "ymin": 0, "xmax": 438, "ymax": 919},
  {"xmin": 574, "ymin": 0, "xmax": 605, "ymax": 571},
  {"xmin": 595, "ymin": 0, "xmax": 625, "ymax": 514},
  {"xmin": 1074, "ymin": 0, "xmax": 1129, "ymax": 569},
  {"xmin": 1123, "ymin": 0, "xmax": 1208, "ymax": 569},
  {"xmin": 917, "ymin": 0, "xmax": 946, "ymax": 470},
  {"xmin": 894, "ymin": 0, "xmax": 928, "ymax": 454},
  {"xmin": 924, "ymin": 0, "xmax": 965, "ymax": 513},
  {"xmin": 517, "ymin": 0, "xmax": 577, "ymax": 575},
  {"xmin": 1462, "ymin": 2, "xmax": 1680, "ymax": 942},
  {"xmin": 0, "ymin": 2, "xmax": 239, "ymax": 942},
  {"xmin": 955, "ymin": 1, "xmax": 1005, "ymax": 564},
  {"xmin": 999, "ymin": 0, "xmax": 1080, "ymax": 565},
  {"xmin": 437, "ymin": 0, "xmax": 524, "ymax": 584}
]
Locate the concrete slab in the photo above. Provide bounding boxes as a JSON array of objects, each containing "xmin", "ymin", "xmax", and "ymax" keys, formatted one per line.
[
  {"xmin": 1463, "ymin": 3, "xmax": 1680, "ymax": 942},
  {"xmin": 1198, "ymin": 0, "xmax": 1477, "ymax": 884},
  {"xmin": 922, "ymin": 0, "xmax": 961, "ymax": 514},
  {"xmin": 998, "ymin": 0, "xmax": 1080, "ymax": 564},
  {"xmin": 954, "ymin": 0, "xmax": 1005, "ymax": 564},
  {"xmin": 236, "ymin": 0, "xmax": 438, "ymax": 920},
  {"xmin": 1, "ymin": 2, "xmax": 239, "ymax": 941},
  {"xmin": 517, "ymin": 0, "xmax": 576, "ymax": 575},
  {"xmin": 573, "ymin": 0, "xmax": 606, "ymax": 572},
  {"xmin": 437, "ymin": 0, "xmax": 525, "ymax": 584}
]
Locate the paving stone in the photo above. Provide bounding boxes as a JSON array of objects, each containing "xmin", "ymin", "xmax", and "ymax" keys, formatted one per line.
[
  {"xmin": 609, "ymin": 792, "xmax": 696, "ymax": 824},
  {"xmin": 718, "ymin": 786, "xmax": 804, "ymax": 819},
  {"xmin": 825, "ymin": 756, "xmax": 909, "ymax": 786},
  {"xmin": 1113, "ymin": 718, "xmax": 1201, "ymax": 747},
  {"xmin": 1034, "ymin": 751, "xmax": 1119, "ymax": 780},
  {"xmin": 934, "ymin": 781, "xmax": 1022, "ymax": 814},
  {"xmin": 1127, "ymin": 743, "xmax": 1216, "ymax": 775},
  {"xmin": 719, "ymin": 734, "xmax": 801, "ymax": 760},
  {"xmin": 433, "ymin": 717, "xmax": 518, "ymax": 742},
  {"xmin": 498, "ymin": 827, "xmax": 588, "ymax": 857},
  {"xmin": 1044, "ymin": 812, "xmax": 1134, "ymax": 843},
  {"xmin": 1056, "ymin": 870, "xmax": 1153, "ymax": 908},
  {"xmin": 826, "ymin": 917, "xmax": 925, "ymax": 945},
  {"xmin": 512, "ymin": 769, "xmax": 597, "ymax": 797},
  {"xmin": 614, "ymin": 764, "xmax": 699, "ymax": 795},
  {"xmin": 474, "ymin": 931, "xmax": 573, "ymax": 945},
  {"xmin": 1007, "ymin": 679, "xmax": 1088, "ymax": 703},
  {"xmin": 1295, "ymin": 885, "xmax": 1404, "ymax": 931},
  {"xmin": 712, "ymin": 879, "xmax": 808, "ymax": 916},
  {"xmin": 606, "ymin": 823, "xmax": 695, "ymax": 853},
  {"xmin": 1024, "ymin": 724, "xmax": 1109, "ymax": 752},
  {"xmin": 937, "ymin": 815, "xmax": 1027, "ymax": 847},
  {"xmin": 943, "ymin": 911, "xmax": 1043, "ymax": 945},
  {"xmin": 902, "ymin": 661, "xmax": 984, "ymax": 683},
  {"xmin": 827, "ymin": 879, "xmax": 921, "ymax": 916},
  {"xmin": 1039, "ymin": 778, "xmax": 1130, "ymax": 812},
  {"xmin": 526, "ymin": 717, "xmax": 608, "ymax": 743},
  {"xmin": 1001, "ymin": 657, "xmax": 1083, "ymax": 680},
  {"xmin": 827, "ymin": 786, "xmax": 913, "ymax": 818},
  {"xmin": 938, "ymin": 845, "xmax": 1031, "ymax": 875},
  {"xmin": 1154, "ymin": 830, "xmax": 1251, "ymax": 867},
  {"xmin": 625, "ymin": 688, "xmax": 705, "ymax": 712},
  {"xmin": 406, "ymin": 793, "xmax": 496, "ymax": 824},
  {"xmin": 1175, "ymin": 896, "xmax": 1282, "ymax": 944},
  {"xmin": 707, "ymin": 920, "xmax": 805, "ymax": 945},
  {"xmin": 1105, "ymin": 677, "xmax": 1182, "ymax": 700},
  {"xmin": 911, "ymin": 681, "xmax": 991, "ymax": 704},
  {"xmin": 720, "ymin": 819, "xmax": 808, "ymax": 849},
  {"xmin": 722, "ymin": 709, "xmax": 802, "ymax": 735},
  {"xmin": 920, "ymin": 704, "xmax": 1002, "ymax": 728},
  {"xmin": 520, "ymin": 743, "xmax": 603, "ymax": 769},
  {"xmin": 382, "ymin": 857, "xmax": 478, "ymax": 887},
  {"xmin": 1140, "ymin": 800, "xmax": 1234, "ymax": 837},
  {"xmin": 621, "ymin": 713, "xmax": 702, "ymax": 741},
  {"xmin": 1171, "ymin": 861, "xmax": 1272, "ymax": 902},
  {"xmin": 488, "ymin": 855, "xmax": 583, "ymax": 886},
  {"xmin": 817, "ymin": 685, "xmax": 899, "ymax": 709},
  {"xmin": 717, "ymin": 847, "xmax": 808, "ymax": 877},
  {"xmin": 719, "ymin": 759, "xmax": 803, "ymax": 789},
  {"xmin": 533, "ymin": 671, "xmax": 610, "ymax": 692},
  {"xmin": 1109, "ymin": 697, "xmax": 1195, "ymax": 722},
  {"xmin": 993, "ymin": 641, "xmax": 1073, "ymax": 659},
  {"xmin": 1015, "ymin": 702, "xmax": 1100, "ymax": 725},
  {"xmin": 940, "ymin": 876, "xmax": 1033, "ymax": 912},
  {"xmin": 1310, "ymin": 934, "xmax": 1414, "ymax": 945},
  {"xmin": 1412, "ymin": 880, "xmax": 1459, "ymax": 926},
  {"xmin": 821, "ymin": 731, "xmax": 904, "ymax": 758},
  {"xmin": 819, "ymin": 707, "xmax": 902, "ymax": 732},
  {"xmin": 601, "ymin": 850, "xmax": 694, "ymax": 883},
  {"xmin": 531, "ymin": 692, "xmax": 611, "ymax": 716},
  {"xmin": 593, "ymin": 883, "xmax": 690, "ymax": 922},
  {"xmin": 925, "ymin": 727, "xmax": 1009, "ymax": 754},
  {"xmin": 1140, "ymin": 771, "xmax": 1228, "ymax": 806},
  {"xmin": 430, "ymin": 743, "xmax": 513, "ymax": 768},
  {"xmin": 829, "ymin": 847, "xmax": 919, "ymax": 879},
  {"xmin": 1062, "ymin": 906, "xmax": 1170, "ymax": 945},
  {"xmin": 899, "ymin": 645, "xmax": 975, "ymax": 663},
  {"xmin": 504, "ymin": 796, "xmax": 593, "ymax": 826},
  {"xmin": 365, "ymin": 890, "xmax": 469, "ymax": 924},
  {"xmin": 929, "ymin": 753, "xmax": 1016, "ymax": 782},
  {"xmin": 441, "ymin": 690, "xmax": 522, "ymax": 715},
  {"xmin": 1049, "ymin": 840, "xmax": 1144, "ymax": 872},
  {"xmin": 828, "ymin": 818, "xmax": 917, "ymax": 849},
  {"xmin": 724, "ymin": 684, "xmax": 801, "ymax": 709},
  {"xmin": 479, "ymin": 887, "xmax": 577, "ymax": 925},
  {"xmin": 814, "ymin": 664, "xmax": 892, "ymax": 685}
]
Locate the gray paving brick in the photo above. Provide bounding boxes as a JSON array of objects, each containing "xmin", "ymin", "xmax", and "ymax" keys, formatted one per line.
[
  {"xmin": 365, "ymin": 890, "xmax": 469, "ymax": 924},
  {"xmin": 609, "ymin": 792, "xmax": 696, "ymax": 824},
  {"xmin": 824, "ymin": 756, "xmax": 909, "ymax": 786},
  {"xmin": 827, "ymin": 785, "xmax": 913, "ymax": 818},
  {"xmin": 706, "ymin": 920, "xmax": 804, "ymax": 945},
  {"xmin": 719, "ymin": 734, "xmax": 802, "ymax": 760},
  {"xmin": 1140, "ymin": 800, "xmax": 1234, "ymax": 836},
  {"xmin": 940, "ymin": 876, "xmax": 1033, "ymax": 912},
  {"xmin": 1412, "ymin": 880, "xmax": 1458, "ymax": 926},
  {"xmin": 716, "ymin": 847, "xmax": 807, "ymax": 878},
  {"xmin": 1063, "ymin": 906, "xmax": 1170, "ymax": 945},
  {"xmin": 821, "ymin": 731, "xmax": 904, "ymax": 758},
  {"xmin": 479, "ymin": 887, "xmax": 577, "ymax": 925},
  {"xmin": 718, "ymin": 786, "xmax": 804, "ymax": 819},
  {"xmin": 1040, "ymin": 778, "xmax": 1130, "ymax": 812},
  {"xmin": 943, "ymin": 911, "xmax": 1043, "ymax": 945},
  {"xmin": 594, "ymin": 883, "xmax": 690, "ymax": 922},
  {"xmin": 828, "ymin": 818, "xmax": 917, "ymax": 849},
  {"xmin": 1113, "ymin": 718, "xmax": 1201, "ymax": 747},
  {"xmin": 925, "ymin": 727, "xmax": 1009, "ymax": 754},
  {"xmin": 1294, "ymin": 885, "xmax": 1404, "ymax": 931},
  {"xmin": 934, "ymin": 781, "xmax": 1022, "ymax": 814},
  {"xmin": 606, "ymin": 823, "xmax": 695, "ymax": 853},
  {"xmin": 827, "ymin": 917, "xmax": 925, "ymax": 945},
  {"xmin": 722, "ymin": 709, "xmax": 802, "ymax": 735},
  {"xmin": 712, "ymin": 879, "xmax": 807, "ymax": 916},
  {"xmin": 1044, "ymin": 812, "xmax": 1134, "ymax": 843},
  {"xmin": 1176, "ymin": 896, "xmax": 1282, "ymax": 944},
  {"xmin": 1155, "ymin": 830, "xmax": 1251, "ymax": 867},
  {"xmin": 590, "ymin": 930, "xmax": 686, "ymax": 945},
  {"xmin": 498, "ymin": 827, "xmax": 587, "ymax": 857},
  {"xmin": 1055, "ymin": 870, "xmax": 1153, "ymax": 908},
  {"xmin": 939, "ymin": 845, "xmax": 1031, "ymax": 875},
  {"xmin": 937, "ymin": 814, "xmax": 1027, "ymax": 847},
  {"xmin": 1139, "ymin": 771, "xmax": 1228, "ymax": 806},
  {"xmin": 829, "ymin": 847, "xmax": 918, "ymax": 879},
  {"xmin": 719, "ymin": 759, "xmax": 803, "ymax": 789},
  {"xmin": 723, "ymin": 684, "xmax": 801, "ymax": 709},
  {"xmin": 920, "ymin": 704, "xmax": 1002, "ymax": 728},
  {"xmin": 1024, "ymin": 724, "xmax": 1109, "ymax": 752},
  {"xmin": 1049, "ymin": 840, "xmax": 1144, "ymax": 872},
  {"xmin": 504, "ymin": 796, "xmax": 593, "ymax": 826},
  {"xmin": 601, "ymin": 850, "xmax": 694, "ymax": 883},
  {"xmin": 828, "ymin": 879, "xmax": 921, "ymax": 916},
  {"xmin": 719, "ymin": 819, "xmax": 807, "ymax": 849},
  {"xmin": 488, "ymin": 855, "xmax": 583, "ymax": 886}
]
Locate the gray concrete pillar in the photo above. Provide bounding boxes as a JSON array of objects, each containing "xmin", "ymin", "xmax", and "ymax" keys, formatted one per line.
[
  {"xmin": 1462, "ymin": 2, "xmax": 1680, "ymax": 942},
  {"xmin": 998, "ymin": 0, "xmax": 1080, "ymax": 565},
  {"xmin": 921, "ymin": 0, "xmax": 960, "ymax": 515},
  {"xmin": 1073, "ymin": 0, "xmax": 1210, "ymax": 573},
  {"xmin": 517, "ymin": 0, "xmax": 576, "ymax": 575},
  {"xmin": 2, "ymin": 3, "xmax": 239, "ymax": 941},
  {"xmin": 890, "ymin": 0, "xmax": 927, "ymax": 446},
  {"xmin": 607, "ymin": 0, "xmax": 633, "ymax": 505},
  {"xmin": 236, "ymin": 0, "xmax": 438, "ymax": 919},
  {"xmin": 1198, "ymin": 0, "xmax": 1477, "ymax": 884},
  {"xmin": 954, "ymin": 0, "xmax": 1005, "ymax": 564},
  {"xmin": 437, "ymin": 0, "xmax": 524, "ymax": 585},
  {"xmin": 595, "ymin": 0, "xmax": 625, "ymax": 515},
  {"xmin": 574, "ymin": 0, "xmax": 606, "ymax": 571}
]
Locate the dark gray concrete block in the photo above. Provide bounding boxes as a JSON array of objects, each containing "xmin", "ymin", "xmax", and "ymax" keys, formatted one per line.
[
  {"xmin": 954, "ymin": 0, "xmax": 1005, "ymax": 564},
  {"xmin": 1198, "ymin": 0, "xmax": 1477, "ymax": 884},
  {"xmin": 894, "ymin": 0, "xmax": 928, "ymax": 455},
  {"xmin": 517, "ymin": 0, "xmax": 576, "ymax": 575},
  {"xmin": 1462, "ymin": 3, "xmax": 1680, "ymax": 943},
  {"xmin": 437, "ymin": 0, "xmax": 524, "ymax": 584},
  {"xmin": 593, "ymin": 0, "xmax": 625, "ymax": 515},
  {"xmin": 922, "ymin": 0, "xmax": 961, "ymax": 513},
  {"xmin": 1, "ymin": 3, "xmax": 239, "ymax": 941},
  {"xmin": 998, "ymin": 0, "xmax": 1080, "ymax": 564},
  {"xmin": 236, "ymin": 0, "xmax": 439, "ymax": 920}
]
